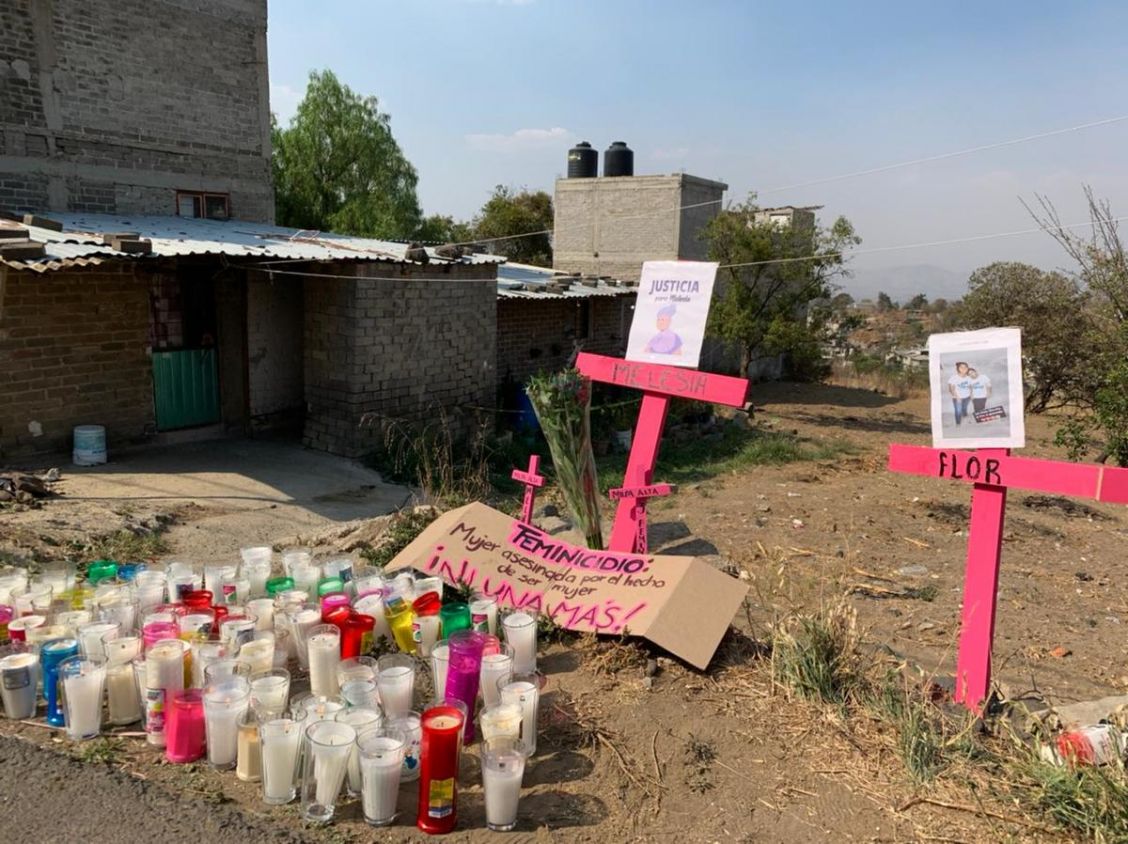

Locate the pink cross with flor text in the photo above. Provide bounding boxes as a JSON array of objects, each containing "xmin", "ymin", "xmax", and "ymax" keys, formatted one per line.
[{"xmin": 889, "ymin": 443, "xmax": 1128, "ymax": 713}]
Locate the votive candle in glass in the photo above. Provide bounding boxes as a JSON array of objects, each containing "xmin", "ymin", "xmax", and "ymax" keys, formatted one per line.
[
  {"xmin": 238, "ymin": 634, "xmax": 275, "ymax": 676},
  {"xmin": 41, "ymin": 637, "xmax": 80, "ymax": 727},
  {"xmin": 0, "ymin": 651, "xmax": 39, "ymax": 719},
  {"xmin": 430, "ymin": 644, "xmax": 449, "ymax": 702},
  {"xmin": 265, "ymin": 576, "xmax": 294, "ymax": 597},
  {"xmin": 470, "ymin": 597, "xmax": 499, "ymax": 635},
  {"xmin": 322, "ymin": 557, "xmax": 354, "ymax": 586},
  {"xmin": 204, "ymin": 564, "xmax": 237, "ymax": 598},
  {"xmin": 240, "ymin": 546, "xmax": 273, "ymax": 598},
  {"xmin": 249, "ymin": 668, "xmax": 291, "ymax": 716},
  {"xmin": 105, "ymin": 659, "xmax": 142, "ymax": 725},
  {"xmin": 143, "ymin": 638, "xmax": 187, "ymax": 746},
  {"xmin": 335, "ymin": 707, "xmax": 382, "ymax": 795},
  {"xmin": 290, "ymin": 607, "xmax": 322, "ymax": 670},
  {"xmin": 358, "ymin": 729, "xmax": 407, "ymax": 827},
  {"xmin": 142, "ymin": 611, "xmax": 180, "ymax": 651},
  {"xmin": 340, "ymin": 678, "xmax": 380, "ymax": 710},
  {"xmin": 190, "ymin": 641, "xmax": 227, "ymax": 688},
  {"xmin": 502, "ymin": 611, "xmax": 537, "ymax": 674},
  {"xmin": 319, "ymin": 592, "xmax": 350, "ymax": 622},
  {"xmin": 337, "ymin": 656, "xmax": 377, "ymax": 688},
  {"xmin": 382, "ymin": 586, "xmax": 415, "ymax": 654},
  {"xmin": 179, "ymin": 611, "xmax": 214, "ymax": 644},
  {"xmin": 281, "ymin": 548, "xmax": 312, "ymax": 578},
  {"xmin": 479, "ymin": 702, "xmax": 522, "ymax": 744},
  {"xmin": 411, "ymin": 595, "xmax": 442, "ymax": 659},
  {"xmin": 353, "ymin": 593, "xmax": 393, "ymax": 649},
  {"xmin": 481, "ymin": 738, "xmax": 526, "ymax": 831},
  {"xmin": 204, "ymin": 677, "xmax": 250, "ymax": 769},
  {"xmin": 416, "ymin": 704, "xmax": 464, "ymax": 835},
  {"xmin": 291, "ymin": 563, "xmax": 320, "ymax": 596},
  {"xmin": 54, "ymin": 610, "xmax": 93, "ymax": 638},
  {"xmin": 500, "ymin": 672, "xmax": 540, "ymax": 756},
  {"xmin": 165, "ymin": 689, "xmax": 206, "ymax": 763},
  {"xmin": 247, "ymin": 598, "xmax": 275, "ymax": 631},
  {"xmin": 376, "ymin": 654, "xmax": 415, "ymax": 719},
  {"xmin": 307, "ymin": 623, "xmax": 341, "ymax": 697},
  {"xmin": 301, "ymin": 720, "xmax": 356, "ymax": 823},
  {"xmin": 236, "ymin": 707, "xmax": 263, "ymax": 782},
  {"xmin": 260, "ymin": 711, "xmax": 307, "ymax": 804},
  {"xmin": 353, "ymin": 571, "xmax": 384, "ymax": 600},
  {"xmin": 219, "ymin": 615, "xmax": 257, "ymax": 653},
  {"xmin": 439, "ymin": 602, "xmax": 472, "ymax": 638},
  {"xmin": 7, "ymin": 614, "xmax": 45, "ymax": 644},
  {"xmin": 386, "ymin": 711, "xmax": 422, "ymax": 782},
  {"xmin": 480, "ymin": 644, "xmax": 513, "ymax": 708},
  {"xmin": 203, "ymin": 658, "xmax": 251, "ymax": 686},
  {"xmin": 445, "ymin": 630, "xmax": 486, "ymax": 742},
  {"xmin": 60, "ymin": 655, "xmax": 106, "ymax": 740},
  {"xmin": 76, "ymin": 620, "xmax": 119, "ymax": 660},
  {"xmin": 182, "ymin": 589, "xmax": 213, "ymax": 611},
  {"xmin": 340, "ymin": 613, "xmax": 374, "ymax": 660}
]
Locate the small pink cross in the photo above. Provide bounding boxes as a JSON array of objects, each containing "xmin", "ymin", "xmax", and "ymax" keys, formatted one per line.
[{"xmin": 511, "ymin": 454, "xmax": 545, "ymax": 525}]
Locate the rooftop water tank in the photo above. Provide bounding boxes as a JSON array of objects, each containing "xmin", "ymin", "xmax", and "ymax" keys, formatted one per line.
[
  {"xmin": 603, "ymin": 141, "xmax": 634, "ymax": 177},
  {"xmin": 567, "ymin": 142, "xmax": 598, "ymax": 178}
]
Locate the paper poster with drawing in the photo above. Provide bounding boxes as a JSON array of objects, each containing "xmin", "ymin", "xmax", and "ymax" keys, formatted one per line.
[
  {"xmin": 626, "ymin": 260, "xmax": 718, "ymax": 369},
  {"xmin": 928, "ymin": 327, "xmax": 1025, "ymax": 449}
]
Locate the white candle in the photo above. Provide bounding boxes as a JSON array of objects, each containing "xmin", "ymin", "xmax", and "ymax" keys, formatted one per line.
[
  {"xmin": 236, "ymin": 712, "xmax": 263, "ymax": 782},
  {"xmin": 385, "ymin": 712, "xmax": 422, "ymax": 781},
  {"xmin": 358, "ymin": 735, "xmax": 405, "ymax": 826},
  {"xmin": 55, "ymin": 610, "xmax": 92, "ymax": 637},
  {"xmin": 501, "ymin": 680, "xmax": 539, "ymax": 756},
  {"xmin": 0, "ymin": 652, "xmax": 39, "ymax": 719},
  {"xmin": 482, "ymin": 749, "xmax": 525, "ymax": 831},
  {"xmin": 240, "ymin": 547, "xmax": 273, "ymax": 599},
  {"xmin": 249, "ymin": 672, "xmax": 290, "ymax": 714},
  {"xmin": 340, "ymin": 679, "xmax": 379, "ymax": 709},
  {"xmin": 281, "ymin": 548, "xmax": 311, "ymax": 578},
  {"xmin": 471, "ymin": 598, "xmax": 498, "ymax": 635},
  {"xmin": 376, "ymin": 664, "xmax": 414, "ymax": 719},
  {"xmin": 335, "ymin": 708, "xmax": 381, "ymax": 794},
  {"xmin": 247, "ymin": 599, "xmax": 275, "ymax": 631},
  {"xmin": 290, "ymin": 608, "xmax": 321, "ymax": 670},
  {"xmin": 354, "ymin": 594, "xmax": 392, "ymax": 645},
  {"xmin": 502, "ymin": 612, "xmax": 537, "ymax": 674},
  {"xmin": 430, "ymin": 644, "xmax": 449, "ymax": 702},
  {"xmin": 144, "ymin": 641, "xmax": 186, "ymax": 747},
  {"xmin": 239, "ymin": 637, "xmax": 275, "ymax": 676},
  {"xmin": 106, "ymin": 662, "xmax": 141, "ymax": 725},
  {"xmin": 205, "ymin": 564, "xmax": 237, "ymax": 597},
  {"xmin": 204, "ymin": 679, "xmax": 249, "ymax": 768},
  {"xmin": 305, "ymin": 723, "xmax": 355, "ymax": 816},
  {"xmin": 479, "ymin": 703, "xmax": 522, "ymax": 744},
  {"xmin": 220, "ymin": 617, "xmax": 256, "ymax": 653},
  {"xmin": 292, "ymin": 563, "xmax": 320, "ymax": 595},
  {"xmin": 62, "ymin": 659, "xmax": 106, "ymax": 740},
  {"xmin": 480, "ymin": 651, "xmax": 513, "ymax": 708},
  {"xmin": 260, "ymin": 717, "xmax": 305, "ymax": 804},
  {"xmin": 412, "ymin": 614, "xmax": 441, "ymax": 658},
  {"xmin": 308, "ymin": 630, "xmax": 341, "ymax": 697},
  {"xmin": 191, "ymin": 642, "xmax": 227, "ymax": 689}
]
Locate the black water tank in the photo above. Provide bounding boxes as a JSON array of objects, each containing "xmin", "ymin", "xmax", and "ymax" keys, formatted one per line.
[
  {"xmin": 603, "ymin": 141, "xmax": 634, "ymax": 177},
  {"xmin": 567, "ymin": 142, "xmax": 598, "ymax": 178}
]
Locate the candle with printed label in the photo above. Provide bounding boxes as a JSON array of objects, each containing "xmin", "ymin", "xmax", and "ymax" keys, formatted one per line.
[
  {"xmin": 0, "ymin": 651, "xmax": 39, "ymax": 719},
  {"xmin": 470, "ymin": 598, "xmax": 498, "ymax": 635},
  {"xmin": 358, "ymin": 729, "xmax": 407, "ymax": 826},
  {"xmin": 386, "ymin": 711, "xmax": 422, "ymax": 782},
  {"xmin": 41, "ymin": 637, "xmax": 80, "ymax": 727},
  {"xmin": 416, "ymin": 704, "xmax": 464, "ymax": 834}
]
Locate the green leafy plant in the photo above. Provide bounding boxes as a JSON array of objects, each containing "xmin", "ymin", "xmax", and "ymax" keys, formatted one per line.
[{"xmin": 525, "ymin": 368, "xmax": 604, "ymax": 549}]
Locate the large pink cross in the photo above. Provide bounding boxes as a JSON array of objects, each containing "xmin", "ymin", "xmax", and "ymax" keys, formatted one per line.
[
  {"xmin": 575, "ymin": 352, "xmax": 749, "ymax": 552},
  {"xmin": 511, "ymin": 454, "xmax": 545, "ymax": 525},
  {"xmin": 889, "ymin": 443, "xmax": 1128, "ymax": 713}
]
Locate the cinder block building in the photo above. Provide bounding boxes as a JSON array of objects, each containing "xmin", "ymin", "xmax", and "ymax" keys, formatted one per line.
[
  {"xmin": 0, "ymin": 0, "xmax": 273, "ymax": 221},
  {"xmin": 553, "ymin": 170, "xmax": 728, "ymax": 282}
]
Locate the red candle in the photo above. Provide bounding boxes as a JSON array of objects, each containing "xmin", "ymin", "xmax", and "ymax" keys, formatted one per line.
[
  {"xmin": 339, "ymin": 612, "xmax": 375, "ymax": 659},
  {"xmin": 320, "ymin": 593, "xmax": 351, "ymax": 623},
  {"xmin": 165, "ymin": 689, "xmax": 206, "ymax": 763},
  {"xmin": 417, "ymin": 704, "xmax": 465, "ymax": 834},
  {"xmin": 182, "ymin": 590, "xmax": 213, "ymax": 611}
]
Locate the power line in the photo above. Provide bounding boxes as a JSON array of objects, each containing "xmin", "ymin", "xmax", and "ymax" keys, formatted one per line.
[{"xmin": 717, "ymin": 214, "xmax": 1128, "ymax": 270}]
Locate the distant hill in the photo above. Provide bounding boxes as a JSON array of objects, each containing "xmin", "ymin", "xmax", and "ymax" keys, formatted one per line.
[{"xmin": 840, "ymin": 264, "xmax": 968, "ymax": 303}]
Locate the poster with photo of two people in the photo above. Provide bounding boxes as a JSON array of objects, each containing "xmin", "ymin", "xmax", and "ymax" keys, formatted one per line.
[{"xmin": 928, "ymin": 327, "xmax": 1025, "ymax": 449}]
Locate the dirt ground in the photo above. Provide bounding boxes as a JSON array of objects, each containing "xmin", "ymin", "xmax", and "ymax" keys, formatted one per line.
[{"xmin": 2, "ymin": 383, "xmax": 1123, "ymax": 842}]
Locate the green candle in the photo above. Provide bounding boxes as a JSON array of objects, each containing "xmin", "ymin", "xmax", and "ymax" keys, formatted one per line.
[{"xmin": 439, "ymin": 602, "xmax": 472, "ymax": 638}]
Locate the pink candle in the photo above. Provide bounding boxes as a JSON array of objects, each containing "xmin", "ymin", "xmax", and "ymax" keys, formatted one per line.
[{"xmin": 143, "ymin": 620, "xmax": 180, "ymax": 651}]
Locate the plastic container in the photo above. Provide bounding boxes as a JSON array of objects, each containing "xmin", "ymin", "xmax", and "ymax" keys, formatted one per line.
[{"xmin": 73, "ymin": 425, "xmax": 108, "ymax": 466}]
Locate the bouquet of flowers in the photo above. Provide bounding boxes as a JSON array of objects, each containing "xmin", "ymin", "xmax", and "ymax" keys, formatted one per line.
[{"xmin": 525, "ymin": 368, "xmax": 604, "ymax": 550}]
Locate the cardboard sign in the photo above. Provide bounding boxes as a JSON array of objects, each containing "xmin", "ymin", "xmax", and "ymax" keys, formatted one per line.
[
  {"xmin": 928, "ymin": 327, "xmax": 1025, "ymax": 449},
  {"xmin": 384, "ymin": 502, "xmax": 748, "ymax": 669},
  {"xmin": 626, "ymin": 260, "xmax": 718, "ymax": 369}
]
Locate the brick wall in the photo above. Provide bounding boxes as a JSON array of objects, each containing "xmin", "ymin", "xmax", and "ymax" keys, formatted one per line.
[
  {"xmin": 497, "ymin": 295, "xmax": 633, "ymax": 384},
  {"xmin": 0, "ymin": 0, "xmax": 273, "ymax": 220},
  {"xmin": 553, "ymin": 174, "xmax": 726, "ymax": 281},
  {"xmin": 0, "ymin": 263, "xmax": 153, "ymax": 457},
  {"xmin": 247, "ymin": 272, "xmax": 303, "ymax": 429},
  {"xmin": 303, "ymin": 264, "xmax": 498, "ymax": 458}
]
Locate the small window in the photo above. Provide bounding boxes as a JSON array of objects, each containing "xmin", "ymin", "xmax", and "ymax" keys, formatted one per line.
[
  {"xmin": 176, "ymin": 191, "xmax": 230, "ymax": 220},
  {"xmin": 576, "ymin": 301, "xmax": 591, "ymax": 339}
]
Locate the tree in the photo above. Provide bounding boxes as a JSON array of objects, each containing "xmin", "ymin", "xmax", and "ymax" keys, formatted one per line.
[
  {"xmin": 876, "ymin": 292, "xmax": 896, "ymax": 311},
  {"xmin": 703, "ymin": 195, "xmax": 860, "ymax": 376},
  {"xmin": 416, "ymin": 214, "xmax": 474, "ymax": 244},
  {"xmin": 273, "ymin": 70, "xmax": 422, "ymax": 238},
  {"xmin": 829, "ymin": 292, "xmax": 855, "ymax": 313},
  {"xmin": 471, "ymin": 186, "xmax": 554, "ymax": 267},
  {"xmin": 953, "ymin": 261, "xmax": 1092, "ymax": 412},
  {"xmin": 1026, "ymin": 188, "xmax": 1128, "ymax": 464},
  {"xmin": 906, "ymin": 293, "xmax": 929, "ymax": 310}
]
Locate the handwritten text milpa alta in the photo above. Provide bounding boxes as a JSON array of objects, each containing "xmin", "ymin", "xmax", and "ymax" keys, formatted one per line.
[{"xmin": 419, "ymin": 521, "xmax": 669, "ymax": 634}]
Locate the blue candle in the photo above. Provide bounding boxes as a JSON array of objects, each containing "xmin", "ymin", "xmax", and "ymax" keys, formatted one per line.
[{"xmin": 40, "ymin": 637, "xmax": 80, "ymax": 727}]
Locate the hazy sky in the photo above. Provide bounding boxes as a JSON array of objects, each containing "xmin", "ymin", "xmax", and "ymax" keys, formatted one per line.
[{"xmin": 267, "ymin": 0, "xmax": 1128, "ymax": 289}]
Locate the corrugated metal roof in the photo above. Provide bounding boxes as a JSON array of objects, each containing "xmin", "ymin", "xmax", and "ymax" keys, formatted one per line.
[
  {"xmin": 0, "ymin": 212, "xmax": 504, "ymax": 273},
  {"xmin": 496, "ymin": 262, "xmax": 637, "ymax": 300}
]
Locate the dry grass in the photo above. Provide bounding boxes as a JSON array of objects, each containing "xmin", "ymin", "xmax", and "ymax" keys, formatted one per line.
[{"xmin": 575, "ymin": 633, "xmax": 650, "ymax": 676}]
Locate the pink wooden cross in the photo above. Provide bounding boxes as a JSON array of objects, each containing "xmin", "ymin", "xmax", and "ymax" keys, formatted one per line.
[
  {"xmin": 608, "ymin": 467, "xmax": 677, "ymax": 554},
  {"xmin": 889, "ymin": 443, "xmax": 1128, "ymax": 713},
  {"xmin": 575, "ymin": 352, "xmax": 749, "ymax": 552},
  {"xmin": 511, "ymin": 454, "xmax": 545, "ymax": 525}
]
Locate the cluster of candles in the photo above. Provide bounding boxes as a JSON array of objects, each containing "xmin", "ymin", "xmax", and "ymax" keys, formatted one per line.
[{"xmin": 0, "ymin": 549, "xmax": 543, "ymax": 833}]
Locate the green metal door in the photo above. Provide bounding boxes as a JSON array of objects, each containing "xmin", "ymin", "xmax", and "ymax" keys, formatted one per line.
[{"xmin": 152, "ymin": 349, "xmax": 221, "ymax": 430}]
